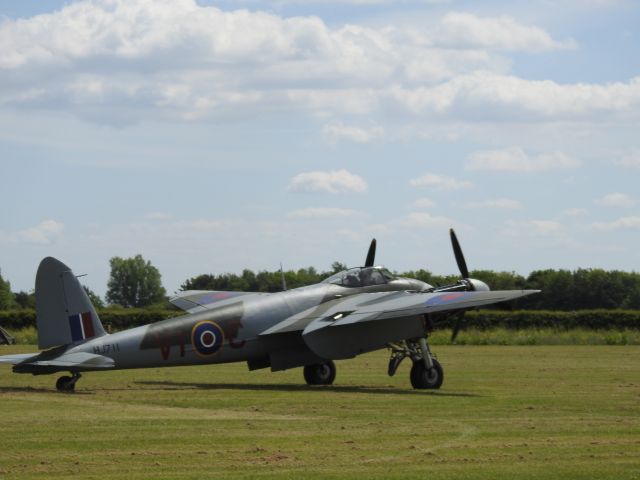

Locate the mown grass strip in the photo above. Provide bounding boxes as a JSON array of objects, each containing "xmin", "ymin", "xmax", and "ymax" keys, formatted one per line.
[{"xmin": 0, "ymin": 345, "xmax": 638, "ymax": 479}]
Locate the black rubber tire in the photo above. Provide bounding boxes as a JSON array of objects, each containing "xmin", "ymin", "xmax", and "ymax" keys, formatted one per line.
[
  {"xmin": 410, "ymin": 358, "xmax": 444, "ymax": 389},
  {"xmin": 303, "ymin": 361, "xmax": 336, "ymax": 385},
  {"xmin": 56, "ymin": 375, "xmax": 75, "ymax": 392}
]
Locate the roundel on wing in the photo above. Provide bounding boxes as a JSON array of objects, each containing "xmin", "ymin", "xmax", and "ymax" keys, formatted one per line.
[
  {"xmin": 191, "ymin": 321, "xmax": 224, "ymax": 357},
  {"xmin": 425, "ymin": 292, "xmax": 472, "ymax": 306}
]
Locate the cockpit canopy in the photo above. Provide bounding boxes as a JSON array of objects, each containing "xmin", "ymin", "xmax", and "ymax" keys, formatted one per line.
[{"xmin": 322, "ymin": 266, "xmax": 397, "ymax": 288}]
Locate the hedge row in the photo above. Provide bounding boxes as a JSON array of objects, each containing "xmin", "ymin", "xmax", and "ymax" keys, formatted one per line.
[
  {"xmin": 458, "ymin": 310, "xmax": 640, "ymax": 330},
  {"xmin": 2, "ymin": 309, "xmax": 640, "ymax": 332},
  {"xmin": 0, "ymin": 309, "xmax": 180, "ymax": 331}
]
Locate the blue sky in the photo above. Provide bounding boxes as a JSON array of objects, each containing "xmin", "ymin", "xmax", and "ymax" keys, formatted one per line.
[{"xmin": 1, "ymin": 0, "xmax": 639, "ymax": 298}]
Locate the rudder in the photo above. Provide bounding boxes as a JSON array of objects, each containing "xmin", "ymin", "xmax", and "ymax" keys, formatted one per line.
[{"xmin": 35, "ymin": 257, "xmax": 107, "ymax": 349}]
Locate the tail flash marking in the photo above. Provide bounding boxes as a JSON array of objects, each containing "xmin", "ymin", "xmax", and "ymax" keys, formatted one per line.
[{"xmin": 69, "ymin": 312, "xmax": 96, "ymax": 342}]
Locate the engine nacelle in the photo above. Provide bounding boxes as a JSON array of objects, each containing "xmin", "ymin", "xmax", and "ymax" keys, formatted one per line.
[{"xmin": 466, "ymin": 278, "xmax": 490, "ymax": 291}]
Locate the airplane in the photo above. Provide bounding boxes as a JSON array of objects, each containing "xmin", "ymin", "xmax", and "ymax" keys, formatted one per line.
[{"xmin": 0, "ymin": 230, "xmax": 538, "ymax": 392}]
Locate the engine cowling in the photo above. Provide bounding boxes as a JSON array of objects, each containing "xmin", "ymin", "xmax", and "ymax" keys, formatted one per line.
[{"xmin": 466, "ymin": 278, "xmax": 490, "ymax": 292}]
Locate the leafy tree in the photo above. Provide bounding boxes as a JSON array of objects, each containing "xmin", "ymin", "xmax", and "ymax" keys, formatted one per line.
[
  {"xmin": 331, "ymin": 262, "xmax": 347, "ymax": 274},
  {"xmin": 83, "ymin": 285, "xmax": 105, "ymax": 309},
  {"xmin": 0, "ymin": 269, "xmax": 15, "ymax": 309},
  {"xmin": 181, "ymin": 266, "xmax": 328, "ymax": 293},
  {"xmin": 178, "ymin": 264, "xmax": 640, "ymax": 311},
  {"xmin": 106, "ymin": 255, "xmax": 166, "ymax": 308},
  {"xmin": 14, "ymin": 291, "xmax": 35, "ymax": 309},
  {"xmin": 622, "ymin": 284, "xmax": 640, "ymax": 309},
  {"xmin": 521, "ymin": 269, "xmax": 575, "ymax": 310}
]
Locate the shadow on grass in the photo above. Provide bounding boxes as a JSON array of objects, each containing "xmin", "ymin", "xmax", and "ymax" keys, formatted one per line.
[
  {"xmin": 135, "ymin": 380, "xmax": 481, "ymax": 397},
  {"xmin": 0, "ymin": 386, "xmax": 93, "ymax": 395}
]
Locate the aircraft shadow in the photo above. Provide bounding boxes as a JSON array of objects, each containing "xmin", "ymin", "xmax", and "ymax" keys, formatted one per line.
[
  {"xmin": 135, "ymin": 380, "xmax": 481, "ymax": 397},
  {"xmin": 0, "ymin": 386, "xmax": 93, "ymax": 395}
]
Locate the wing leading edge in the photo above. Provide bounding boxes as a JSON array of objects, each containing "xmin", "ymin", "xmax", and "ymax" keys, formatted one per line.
[{"xmin": 261, "ymin": 289, "xmax": 539, "ymax": 360}]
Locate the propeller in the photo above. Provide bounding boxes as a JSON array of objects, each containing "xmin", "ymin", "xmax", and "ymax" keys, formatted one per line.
[
  {"xmin": 449, "ymin": 228, "xmax": 470, "ymax": 343},
  {"xmin": 450, "ymin": 313, "xmax": 464, "ymax": 343},
  {"xmin": 449, "ymin": 228, "xmax": 469, "ymax": 279},
  {"xmin": 364, "ymin": 238, "xmax": 377, "ymax": 267}
]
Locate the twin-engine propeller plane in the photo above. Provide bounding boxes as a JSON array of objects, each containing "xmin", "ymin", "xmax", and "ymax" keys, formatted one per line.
[{"xmin": 0, "ymin": 230, "xmax": 538, "ymax": 392}]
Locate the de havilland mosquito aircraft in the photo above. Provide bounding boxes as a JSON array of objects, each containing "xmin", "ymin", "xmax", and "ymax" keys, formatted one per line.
[{"xmin": 0, "ymin": 230, "xmax": 538, "ymax": 392}]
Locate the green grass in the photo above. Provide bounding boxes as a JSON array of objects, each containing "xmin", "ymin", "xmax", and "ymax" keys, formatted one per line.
[
  {"xmin": 0, "ymin": 345, "xmax": 638, "ymax": 479},
  {"xmin": 429, "ymin": 328, "xmax": 640, "ymax": 345}
]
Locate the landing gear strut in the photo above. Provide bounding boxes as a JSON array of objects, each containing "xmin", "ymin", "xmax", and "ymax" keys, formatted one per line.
[
  {"xmin": 56, "ymin": 372, "xmax": 81, "ymax": 392},
  {"xmin": 303, "ymin": 360, "xmax": 336, "ymax": 385},
  {"xmin": 388, "ymin": 337, "xmax": 444, "ymax": 390}
]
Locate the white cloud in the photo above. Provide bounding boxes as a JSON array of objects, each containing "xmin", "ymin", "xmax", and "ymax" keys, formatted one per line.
[
  {"xmin": 409, "ymin": 173, "xmax": 472, "ymax": 190},
  {"xmin": 389, "ymin": 73, "xmax": 640, "ymax": 120},
  {"xmin": 502, "ymin": 220, "xmax": 565, "ymax": 237},
  {"xmin": 286, "ymin": 207, "xmax": 364, "ymax": 219},
  {"xmin": 614, "ymin": 151, "xmax": 640, "ymax": 169},
  {"xmin": 592, "ymin": 216, "xmax": 640, "ymax": 231},
  {"xmin": 264, "ymin": 0, "xmax": 450, "ymax": 4},
  {"xmin": 287, "ymin": 169, "xmax": 368, "ymax": 194},
  {"xmin": 20, "ymin": 220, "xmax": 64, "ymax": 245},
  {"xmin": 464, "ymin": 198, "xmax": 522, "ymax": 209},
  {"xmin": 397, "ymin": 212, "xmax": 454, "ymax": 229},
  {"xmin": 411, "ymin": 197, "xmax": 436, "ymax": 209},
  {"xmin": 466, "ymin": 147, "xmax": 580, "ymax": 172},
  {"xmin": 594, "ymin": 193, "xmax": 636, "ymax": 208},
  {"xmin": 435, "ymin": 12, "xmax": 576, "ymax": 52},
  {"xmin": 322, "ymin": 122, "xmax": 384, "ymax": 144},
  {"xmin": 0, "ymin": 220, "xmax": 65, "ymax": 246},
  {"xmin": 0, "ymin": 1, "xmax": 619, "ymax": 126},
  {"xmin": 146, "ymin": 212, "xmax": 173, "ymax": 220},
  {"xmin": 563, "ymin": 208, "xmax": 589, "ymax": 217}
]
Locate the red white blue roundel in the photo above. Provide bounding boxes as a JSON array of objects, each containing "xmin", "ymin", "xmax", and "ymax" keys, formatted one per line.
[
  {"xmin": 191, "ymin": 321, "xmax": 224, "ymax": 357},
  {"xmin": 425, "ymin": 292, "xmax": 473, "ymax": 306}
]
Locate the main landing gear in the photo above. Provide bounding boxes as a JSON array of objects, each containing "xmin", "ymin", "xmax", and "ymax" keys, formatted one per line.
[
  {"xmin": 303, "ymin": 360, "xmax": 336, "ymax": 385},
  {"xmin": 388, "ymin": 337, "xmax": 444, "ymax": 390},
  {"xmin": 55, "ymin": 372, "xmax": 81, "ymax": 392}
]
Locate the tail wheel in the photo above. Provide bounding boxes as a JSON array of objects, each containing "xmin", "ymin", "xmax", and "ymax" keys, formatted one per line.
[
  {"xmin": 303, "ymin": 361, "xmax": 336, "ymax": 385},
  {"xmin": 56, "ymin": 375, "xmax": 75, "ymax": 392},
  {"xmin": 55, "ymin": 372, "xmax": 81, "ymax": 392},
  {"xmin": 410, "ymin": 358, "xmax": 444, "ymax": 389}
]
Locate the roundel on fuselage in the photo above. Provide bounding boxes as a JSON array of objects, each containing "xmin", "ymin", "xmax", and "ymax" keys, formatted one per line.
[{"xmin": 191, "ymin": 321, "xmax": 224, "ymax": 357}]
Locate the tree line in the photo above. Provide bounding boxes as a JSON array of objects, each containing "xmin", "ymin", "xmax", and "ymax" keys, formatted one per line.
[{"xmin": 2, "ymin": 256, "xmax": 640, "ymax": 311}]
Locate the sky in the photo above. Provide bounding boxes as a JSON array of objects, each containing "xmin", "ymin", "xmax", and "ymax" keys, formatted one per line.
[{"xmin": 1, "ymin": 0, "xmax": 639, "ymax": 298}]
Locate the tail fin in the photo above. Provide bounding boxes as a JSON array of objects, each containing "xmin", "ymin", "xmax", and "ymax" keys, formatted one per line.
[{"xmin": 35, "ymin": 257, "xmax": 107, "ymax": 349}]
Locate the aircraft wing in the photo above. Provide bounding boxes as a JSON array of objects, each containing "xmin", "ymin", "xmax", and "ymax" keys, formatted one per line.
[
  {"xmin": 261, "ymin": 289, "xmax": 539, "ymax": 360},
  {"xmin": 170, "ymin": 290, "xmax": 268, "ymax": 313}
]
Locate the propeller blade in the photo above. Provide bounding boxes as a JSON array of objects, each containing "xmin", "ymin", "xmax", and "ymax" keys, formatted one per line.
[
  {"xmin": 449, "ymin": 228, "xmax": 469, "ymax": 279},
  {"xmin": 450, "ymin": 312, "xmax": 465, "ymax": 343},
  {"xmin": 365, "ymin": 238, "xmax": 377, "ymax": 267}
]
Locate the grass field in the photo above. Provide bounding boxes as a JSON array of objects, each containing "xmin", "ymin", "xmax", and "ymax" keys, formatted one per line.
[{"xmin": 0, "ymin": 345, "xmax": 638, "ymax": 479}]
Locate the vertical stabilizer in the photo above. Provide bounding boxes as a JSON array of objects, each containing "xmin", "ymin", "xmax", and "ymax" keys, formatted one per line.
[{"xmin": 35, "ymin": 257, "xmax": 107, "ymax": 349}]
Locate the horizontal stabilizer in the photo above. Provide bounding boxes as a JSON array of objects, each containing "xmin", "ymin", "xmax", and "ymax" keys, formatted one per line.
[
  {"xmin": 29, "ymin": 352, "xmax": 115, "ymax": 369},
  {"xmin": 0, "ymin": 353, "xmax": 39, "ymax": 365},
  {"xmin": 11, "ymin": 352, "xmax": 115, "ymax": 373}
]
